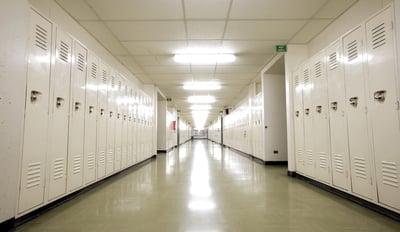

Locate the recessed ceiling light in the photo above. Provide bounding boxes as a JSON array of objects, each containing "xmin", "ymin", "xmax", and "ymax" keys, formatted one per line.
[
  {"xmin": 174, "ymin": 48, "xmax": 235, "ymax": 64},
  {"xmin": 187, "ymin": 96, "xmax": 215, "ymax": 104},
  {"xmin": 190, "ymin": 104, "xmax": 212, "ymax": 110},
  {"xmin": 183, "ymin": 82, "xmax": 221, "ymax": 90}
]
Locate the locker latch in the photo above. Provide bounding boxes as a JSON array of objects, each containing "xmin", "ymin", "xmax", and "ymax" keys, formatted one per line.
[
  {"xmin": 330, "ymin": 102, "xmax": 338, "ymax": 111},
  {"xmin": 89, "ymin": 106, "xmax": 94, "ymax": 114},
  {"xmin": 117, "ymin": 113, "xmax": 121, "ymax": 119},
  {"xmin": 109, "ymin": 111, "xmax": 113, "ymax": 118},
  {"xmin": 30, "ymin": 90, "xmax": 41, "ymax": 103},
  {"xmin": 305, "ymin": 108, "xmax": 310, "ymax": 116},
  {"xmin": 349, "ymin": 97, "xmax": 358, "ymax": 107},
  {"xmin": 100, "ymin": 108, "xmax": 105, "ymax": 116},
  {"xmin": 56, "ymin": 97, "xmax": 64, "ymax": 108},
  {"xmin": 316, "ymin": 105, "xmax": 322, "ymax": 113},
  {"xmin": 374, "ymin": 90, "xmax": 386, "ymax": 103},
  {"xmin": 74, "ymin": 102, "xmax": 81, "ymax": 111},
  {"xmin": 124, "ymin": 115, "xmax": 127, "ymax": 120},
  {"xmin": 295, "ymin": 111, "xmax": 299, "ymax": 117}
]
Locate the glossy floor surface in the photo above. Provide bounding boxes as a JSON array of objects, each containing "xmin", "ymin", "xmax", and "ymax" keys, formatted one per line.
[{"xmin": 17, "ymin": 140, "xmax": 400, "ymax": 232}]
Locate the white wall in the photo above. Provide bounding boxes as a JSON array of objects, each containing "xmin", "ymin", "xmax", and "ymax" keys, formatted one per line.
[
  {"xmin": 262, "ymin": 74, "xmax": 287, "ymax": 161},
  {"xmin": 0, "ymin": 0, "xmax": 29, "ymax": 223},
  {"xmin": 166, "ymin": 108, "xmax": 178, "ymax": 150},
  {"xmin": 157, "ymin": 100, "xmax": 167, "ymax": 151}
]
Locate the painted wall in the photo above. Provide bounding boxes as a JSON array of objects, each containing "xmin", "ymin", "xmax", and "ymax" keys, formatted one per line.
[
  {"xmin": 0, "ymin": 0, "xmax": 29, "ymax": 224},
  {"xmin": 157, "ymin": 100, "xmax": 167, "ymax": 151},
  {"xmin": 166, "ymin": 108, "xmax": 178, "ymax": 150}
]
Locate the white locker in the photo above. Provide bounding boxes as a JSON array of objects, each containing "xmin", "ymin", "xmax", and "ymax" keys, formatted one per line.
[
  {"xmin": 121, "ymin": 83, "xmax": 128, "ymax": 169},
  {"xmin": 293, "ymin": 69, "xmax": 305, "ymax": 174},
  {"xmin": 114, "ymin": 77, "xmax": 123, "ymax": 171},
  {"xmin": 83, "ymin": 53, "xmax": 98, "ymax": 185},
  {"xmin": 311, "ymin": 53, "xmax": 332, "ymax": 184},
  {"xmin": 18, "ymin": 10, "xmax": 52, "ymax": 213},
  {"xmin": 96, "ymin": 63, "xmax": 108, "ymax": 179},
  {"xmin": 47, "ymin": 28, "xmax": 72, "ymax": 201},
  {"xmin": 366, "ymin": 7, "xmax": 400, "ymax": 210},
  {"xmin": 302, "ymin": 65, "xmax": 315, "ymax": 178},
  {"xmin": 67, "ymin": 42, "xmax": 87, "ymax": 192},
  {"xmin": 343, "ymin": 26, "xmax": 376, "ymax": 200},
  {"xmin": 132, "ymin": 91, "xmax": 138, "ymax": 164},
  {"xmin": 106, "ymin": 71, "xmax": 116, "ymax": 175},
  {"xmin": 326, "ymin": 41, "xmax": 351, "ymax": 191},
  {"xmin": 127, "ymin": 87, "xmax": 133, "ymax": 166}
]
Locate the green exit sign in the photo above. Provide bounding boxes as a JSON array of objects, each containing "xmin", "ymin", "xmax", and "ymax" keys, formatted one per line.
[
  {"xmin": 166, "ymin": 97, "xmax": 172, "ymax": 102},
  {"xmin": 276, "ymin": 45, "xmax": 287, "ymax": 52}
]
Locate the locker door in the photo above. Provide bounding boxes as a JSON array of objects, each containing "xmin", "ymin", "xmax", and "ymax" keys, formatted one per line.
[
  {"xmin": 96, "ymin": 63, "xmax": 108, "ymax": 179},
  {"xmin": 67, "ymin": 42, "xmax": 87, "ymax": 192},
  {"xmin": 127, "ymin": 87, "xmax": 133, "ymax": 166},
  {"xmin": 18, "ymin": 10, "xmax": 52, "ymax": 213},
  {"xmin": 343, "ymin": 26, "xmax": 376, "ymax": 200},
  {"xmin": 366, "ymin": 7, "xmax": 400, "ymax": 210},
  {"xmin": 311, "ymin": 54, "xmax": 332, "ymax": 184},
  {"xmin": 293, "ymin": 69, "xmax": 305, "ymax": 174},
  {"xmin": 83, "ymin": 53, "xmax": 98, "ymax": 185},
  {"xmin": 326, "ymin": 41, "xmax": 351, "ymax": 191},
  {"xmin": 114, "ymin": 78, "xmax": 122, "ymax": 171},
  {"xmin": 132, "ymin": 91, "xmax": 138, "ymax": 165},
  {"xmin": 106, "ymin": 72, "xmax": 116, "ymax": 175},
  {"xmin": 47, "ymin": 28, "xmax": 72, "ymax": 201},
  {"xmin": 302, "ymin": 65, "xmax": 315, "ymax": 178},
  {"xmin": 121, "ymin": 83, "xmax": 128, "ymax": 169}
]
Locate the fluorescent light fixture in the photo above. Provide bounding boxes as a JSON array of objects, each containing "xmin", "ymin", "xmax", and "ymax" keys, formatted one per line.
[
  {"xmin": 188, "ymin": 96, "xmax": 215, "ymax": 103},
  {"xmin": 183, "ymin": 81, "xmax": 221, "ymax": 91},
  {"xmin": 191, "ymin": 110, "xmax": 210, "ymax": 115},
  {"xmin": 174, "ymin": 53, "xmax": 235, "ymax": 64},
  {"xmin": 190, "ymin": 104, "xmax": 212, "ymax": 110}
]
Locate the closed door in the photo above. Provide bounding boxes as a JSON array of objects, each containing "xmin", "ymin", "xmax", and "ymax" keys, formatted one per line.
[
  {"xmin": 106, "ymin": 72, "xmax": 116, "ymax": 175},
  {"xmin": 96, "ymin": 63, "xmax": 108, "ymax": 179},
  {"xmin": 293, "ymin": 70, "xmax": 305, "ymax": 174},
  {"xmin": 302, "ymin": 66, "xmax": 315, "ymax": 178}
]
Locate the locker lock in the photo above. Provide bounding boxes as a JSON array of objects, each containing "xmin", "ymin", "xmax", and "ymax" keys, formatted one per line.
[
  {"xmin": 89, "ymin": 106, "xmax": 94, "ymax": 114},
  {"xmin": 295, "ymin": 111, "xmax": 299, "ymax": 117},
  {"xmin": 124, "ymin": 115, "xmax": 127, "ymax": 120},
  {"xmin": 109, "ymin": 111, "xmax": 113, "ymax": 118},
  {"xmin": 117, "ymin": 113, "xmax": 121, "ymax": 119},
  {"xmin": 100, "ymin": 108, "xmax": 105, "ymax": 116},
  {"xmin": 374, "ymin": 90, "xmax": 386, "ymax": 103},
  {"xmin": 56, "ymin": 97, "xmax": 64, "ymax": 108},
  {"xmin": 330, "ymin": 102, "xmax": 338, "ymax": 111},
  {"xmin": 316, "ymin": 105, "xmax": 322, "ymax": 113},
  {"xmin": 349, "ymin": 97, "xmax": 358, "ymax": 107},
  {"xmin": 305, "ymin": 108, "xmax": 310, "ymax": 116},
  {"xmin": 74, "ymin": 102, "xmax": 81, "ymax": 111},
  {"xmin": 30, "ymin": 90, "xmax": 42, "ymax": 103}
]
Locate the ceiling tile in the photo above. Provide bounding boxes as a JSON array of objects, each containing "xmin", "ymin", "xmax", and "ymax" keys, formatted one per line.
[
  {"xmin": 221, "ymin": 40, "xmax": 285, "ymax": 54},
  {"xmin": 235, "ymin": 54, "xmax": 274, "ymax": 65},
  {"xmin": 224, "ymin": 20, "xmax": 307, "ymax": 40},
  {"xmin": 185, "ymin": 0, "xmax": 231, "ymax": 19},
  {"xmin": 142, "ymin": 65, "xmax": 191, "ymax": 74},
  {"xmin": 314, "ymin": 0, "xmax": 357, "ymax": 19},
  {"xmin": 187, "ymin": 21, "xmax": 226, "ymax": 39},
  {"xmin": 80, "ymin": 21, "xmax": 128, "ymax": 55},
  {"xmin": 133, "ymin": 56, "xmax": 160, "ymax": 66},
  {"xmin": 122, "ymin": 41, "xmax": 187, "ymax": 55},
  {"xmin": 187, "ymin": 40, "xmax": 223, "ymax": 48},
  {"xmin": 191, "ymin": 65, "xmax": 217, "ymax": 73},
  {"xmin": 87, "ymin": 0, "xmax": 183, "ymax": 20},
  {"xmin": 230, "ymin": 0, "xmax": 326, "ymax": 19},
  {"xmin": 290, "ymin": 19, "xmax": 332, "ymax": 43},
  {"xmin": 216, "ymin": 64, "xmax": 262, "ymax": 73},
  {"xmin": 56, "ymin": 0, "xmax": 99, "ymax": 20},
  {"xmin": 106, "ymin": 21, "xmax": 186, "ymax": 41}
]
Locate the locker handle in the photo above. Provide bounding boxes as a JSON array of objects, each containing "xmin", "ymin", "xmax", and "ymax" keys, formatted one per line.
[
  {"xmin": 330, "ymin": 102, "xmax": 338, "ymax": 111},
  {"xmin": 89, "ymin": 106, "xmax": 94, "ymax": 114},
  {"xmin": 117, "ymin": 113, "xmax": 121, "ymax": 119},
  {"xmin": 30, "ymin": 90, "xmax": 42, "ymax": 103},
  {"xmin": 56, "ymin": 97, "xmax": 64, "ymax": 108},
  {"xmin": 129, "ymin": 116, "xmax": 132, "ymax": 122},
  {"xmin": 109, "ymin": 111, "xmax": 113, "ymax": 118},
  {"xmin": 124, "ymin": 115, "xmax": 127, "ymax": 120},
  {"xmin": 305, "ymin": 108, "xmax": 310, "ymax": 116},
  {"xmin": 316, "ymin": 105, "xmax": 322, "ymax": 113},
  {"xmin": 374, "ymin": 90, "xmax": 386, "ymax": 102},
  {"xmin": 74, "ymin": 102, "xmax": 81, "ymax": 111},
  {"xmin": 295, "ymin": 111, "xmax": 299, "ymax": 117},
  {"xmin": 349, "ymin": 97, "xmax": 358, "ymax": 107},
  {"xmin": 100, "ymin": 108, "xmax": 105, "ymax": 116}
]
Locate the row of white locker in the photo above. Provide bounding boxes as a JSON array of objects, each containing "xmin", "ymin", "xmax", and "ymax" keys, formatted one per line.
[
  {"xmin": 293, "ymin": 6, "xmax": 400, "ymax": 212},
  {"xmin": 17, "ymin": 9, "xmax": 155, "ymax": 216}
]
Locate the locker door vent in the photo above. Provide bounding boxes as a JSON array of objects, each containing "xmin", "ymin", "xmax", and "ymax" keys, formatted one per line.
[
  {"xmin": 118, "ymin": 80, "xmax": 122, "ymax": 90},
  {"xmin": 111, "ymin": 76, "xmax": 115, "ymax": 88},
  {"xmin": 334, "ymin": 154, "xmax": 344, "ymax": 173},
  {"xmin": 319, "ymin": 152, "xmax": 327, "ymax": 169},
  {"xmin": 72, "ymin": 155, "xmax": 81, "ymax": 174},
  {"xmin": 303, "ymin": 69, "xmax": 310, "ymax": 84},
  {"xmin": 91, "ymin": 63, "xmax": 97, "ymax": 79},
  {"xmin": 35, "ymin": 24, "xmax": 48, "ymax": 51},
  {"xmin": 306, "ymin": 150, "xmax": 313, "ymax": 165},
  {"xmin": 347, "ymin": 40, "xmax": 358, "ymax": 62},
  {"xmin": 53, "ymin": 158, "xmax": 65, "ymax": 180},
  {"xmin": 354, "ymin": 157, "xmax": 367, "ymax": 179},
  {"xmin": 77, "ymin": 53, "xmax": 85, "ymax": 72},
  {"xmin": 295, "ymin": 75, "xmax": 300, "ymax": 87},
  {"xmin": 328, "ymin": 52, "xmax": 338, "ymax": 70},
  {"xmin": 296, "ymin": 149, "xmax": 303, "ymax": 163},
  {"xmin": 371, "ymin": 22, "xmax": 386, "ymax": 50},
  {"xmin": 102, "ymin": 70, "xmax": 107, "ymax": 84},
  {"xmin": 26, "ymin": 162, "xmax": 41, "ymax": 189},
  {"xmin": 314, "ymin": 62, "xmax": 322, "ymax": 78},
  {"xmin": 98, "ymin": 151, "xmax": 105, "ymax": 165},
  {"xmin": 59, "ymin": 41, "xmax": 69, "ymax": 63},
  {"xmin": 88, "ymin": 153, "xmax": 95, "ymax": 170},
  {"xmin": 381, "ymin": 161, "xmax": 398, "ymax": 187}
]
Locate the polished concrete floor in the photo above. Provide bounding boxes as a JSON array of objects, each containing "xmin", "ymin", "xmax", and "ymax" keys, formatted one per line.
[{"xmin": 17, "ymin": 140, "xmax": 400, "ymax": 232}]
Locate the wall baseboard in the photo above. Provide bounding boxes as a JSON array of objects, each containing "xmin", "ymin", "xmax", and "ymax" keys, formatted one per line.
[{"xmin": 0, "ymin": 217, "xmax": 15, "ymax": 232}]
